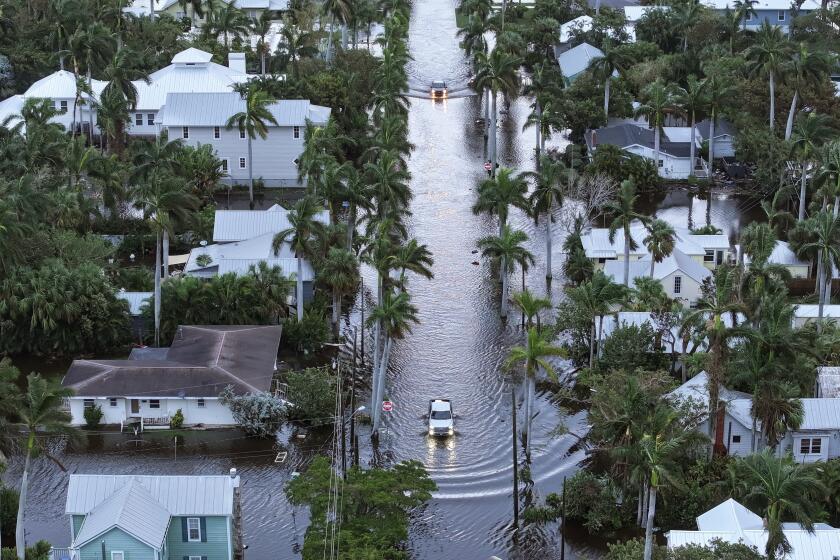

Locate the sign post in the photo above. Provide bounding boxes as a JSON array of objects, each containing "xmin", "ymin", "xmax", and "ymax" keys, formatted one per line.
[{"xmin": 382, "ymin": 400, "xmax": 394, "ymax": 412}]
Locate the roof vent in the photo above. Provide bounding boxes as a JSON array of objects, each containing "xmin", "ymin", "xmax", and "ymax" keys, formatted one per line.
[{"xmin": 228, "ymin": 53, "xmax": 246, "ymax": 75}]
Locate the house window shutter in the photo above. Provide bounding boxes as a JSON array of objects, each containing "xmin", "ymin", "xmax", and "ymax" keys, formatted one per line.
[
  {"xmin": 181, "ymin": 517, "xmax": 188, "ymax": 541},
  {"xmin": 200, "ymin": 517, "xmax": 207, "ymax": 542}
]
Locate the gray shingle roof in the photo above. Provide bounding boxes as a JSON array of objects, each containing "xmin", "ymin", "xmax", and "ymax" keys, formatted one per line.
[
  {"xmin": 62, "ymin": 325, "xmax": 282, "ymax": 398},
  {"xmin": 587, "ymin": 123, "xmax": 696, "ymax": 157},
  {"xmin": 695, "ymin": 118, "xmax": 736, "ymax": 140},
  {"xmin": 160, "ymin": 92, "xmax": 331, "ymax": 127}
]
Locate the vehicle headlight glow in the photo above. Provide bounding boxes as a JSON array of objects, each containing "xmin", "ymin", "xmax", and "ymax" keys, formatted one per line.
[
  {"xmin": 429, "ymin": 428, "xmax": 435, "ymax": 435},
  {"xmin": 448, "ymin": 427, "xmax": 454, "ymax": 435}
]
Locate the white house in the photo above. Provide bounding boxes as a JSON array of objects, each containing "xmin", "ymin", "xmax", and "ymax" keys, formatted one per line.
[
  {"xmin": 62, "ymin": 325, "xmax": 283, "ymax": 428},
  {"xmin": 586, "ymin": 123, "xmax": 709, "ymax": 179},
  {"xmin": 737, "ymin": 240, "xmax": 811, "ymax": 278},
  {"xmin": 184, "ymin": 204, "xmax": 327, "ymax": 301},
  {"xmin": 816, "ymin": 367, "xmax": 840, "ymax": 398},
  {"xmin": 604, "ymin": 248, "xmax": 712, "ymax": 306},
  {"xmin": 695, "ymin": 118, "xmax": 737, "ymax": 159},
  {"xmin": 700, "ymin": 0, "xmax": 819, "ymax": 33},
  {"xmin": 559, "ymin": 15, "xmax": 593, "ymax": 44},
  {"xmin": 159, "ymin": 91, "xmax": 330, "ymax": 186},
  {"xmin": 670, "ymin": 374, "xmax": 840, "ymax": 462},
  {"xmin": 793, "ymin": 304, "xmax": 840, "ymax": 328},
  {"xmin": 667, "ymin": 498, "xmax": 840, "ymax": 560},
  {"xmin": 555, "ymin": 42, "xmax": 612, "ymax": 83},
  {"xmin": 623, "ymin": 5, "xmax": 670, "ymax": 42},
  {"xmin": 581, "ymin": 225, "xmax": 731, "ymax": 270}
]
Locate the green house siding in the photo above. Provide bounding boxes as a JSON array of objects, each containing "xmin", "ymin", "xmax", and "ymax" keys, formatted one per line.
[
  {"xmin": 166, "ymin": 516, "xmax": 231, "ymax": 560},
  {"xmin": 78, "ymin": 527, "xmax": 157, "ymax": 560},
  {"xmin": 72, "ymin": 515, "xmax": 85, "ymax": 540}
]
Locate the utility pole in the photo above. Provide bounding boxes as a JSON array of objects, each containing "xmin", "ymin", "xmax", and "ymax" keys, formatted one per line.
[
  {"xmin": 560, "ymin": 476, "xmax": 566, "ymax": 560},
  {"xmin": 338, "ymin": 360, "xmax": 347, "ymax": 479},
  {"xmin": 174, "ymin": 435, "xmax": 178, "ymax": 463},
  {"xmin": 359, "ymin": 277, "xmax": 365, "ymax": 367},
  {"xmin": 511, "ymin": 385, "xmax": 519, "ymax": 532},
  {"xmin": 350, "ymin": 328, "xmax": 358, "ymax": 467}
]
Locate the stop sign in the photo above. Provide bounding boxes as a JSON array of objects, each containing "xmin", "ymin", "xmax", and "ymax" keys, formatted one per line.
[
  {"xmin": 382, "ymin": 400, "xmax": 394, "ymax": 412},
  {"xmin": 483, "ymin": 162, "xmax": 492, "ymax": 171}
]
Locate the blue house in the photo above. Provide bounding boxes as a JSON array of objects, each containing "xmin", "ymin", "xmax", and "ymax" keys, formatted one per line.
[
  {"xmin": 51, "ymin": 472, "xmax": 241, "ymax": 560},
  {"xmin": 701, "ymin": 0, "xmax": 818, "ymax": 32}
]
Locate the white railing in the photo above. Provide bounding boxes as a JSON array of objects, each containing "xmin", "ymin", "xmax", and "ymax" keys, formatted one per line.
[{"xmin": 50, "ymin": 547, "xmax": 77, "ymax": 560}]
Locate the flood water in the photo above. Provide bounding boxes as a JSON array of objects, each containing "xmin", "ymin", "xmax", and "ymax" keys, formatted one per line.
[{"xmin": 6, "ymin": 0, "xmax": 766, "ymax": 558}]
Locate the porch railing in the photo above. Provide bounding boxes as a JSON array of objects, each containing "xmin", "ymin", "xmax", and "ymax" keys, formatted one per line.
[{"xmin": 50, "ymin": 547, "xmax": 77, "ymax": 560}]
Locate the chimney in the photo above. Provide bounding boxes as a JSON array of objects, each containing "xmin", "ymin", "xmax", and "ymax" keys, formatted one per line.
[
  {"xmin": 228, "ymin": 52, "xmax": 246, "ymax": 74},
  {"xmin": 591, "ymin": 130, "xmax": 597, "ymax": 147},
  {"xmin": 230, "ymin": 467, "xmax": 237, "ymax": 479}
]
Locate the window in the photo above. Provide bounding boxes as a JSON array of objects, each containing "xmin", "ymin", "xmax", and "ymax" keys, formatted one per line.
[
  {"xmin": 83, "ymin": 399, "xmax": 95, "ymax": 409},
  {"xmin": 176, "ymin": 10, "xmax": 185, "ymax": 18},
  {"xmin": 657, "ymin": 159, "xmax": 664, "ymax": 168},
  {"xmin": 248, "ymin": 9, "xmax": 257, "ymax": 18},
  {"xmin": 214, "ymin": 126, "xmax": 220, "ymax": 139},
  {"xmin": 778, "ymin": 10, "xmax": 786, "ymax": 21},
  {"xmin": 240, "ymin": 128, "xmax": 246, "ymax": 139},
  {"xmin": 109, "ymin": 398, "xmax": 118, "ymax": 407},
  {"xmin": 732, "ymin": 435, "xmax": 741, "ymax": 443},
  {"xmin": 221, "ymin": 159, "xmax": 229, "ymax": 173},
  {"xmin": 147, "ymin": 113, "xmax": 154, "ymax": 125},
  {"xmin": 135, "ymin": 113, "xmax": 143, "ymax": 126},
  {"xmin": 149, "ymin": 399, "xmax": 160, "ymax": 409},
  {"xmin": 293, "ymin": 126, "xmax": 300, "ymax": 139},
  {"xmin": 597, "ymin": 257, "xmax": 607, "ymax": 264},
  {"xmin": 745, "ymin": 11, "xmax": 753, "ymax": 20},
  {"xmin": 187, "ymin": 517, "xmax": 201, "ymax": 541},
  {"xmin": 800, "ymin": 438, "xmax": 822, "ymax": 455},
  {"xmin": 182, "ymin": 126, "xmax": 189, "ymax": 139},
  {"xmin": 673, "ymin": 275, "xmax": 682, "ymax": 294},
  {"xmin": 704, "ymin": 250, "xmax": 715, "ymax": 262},
  {"xmin": 189, "ymin": 557, "xmax": 202, "ymax": 560},
  {"xmin": 197, "ymin": 398, "xmax": 206, "ymax": 408},
  {"xmin": 239, "ymin": 157, "xmax": 246, "ymax": 169},
  {"xmin": 60, "ymin": 100, "xmax": 68, "ymax": 113},
  {"xmin": 111, "ymin": 552, "xmax": 124, "ymax": 560}
]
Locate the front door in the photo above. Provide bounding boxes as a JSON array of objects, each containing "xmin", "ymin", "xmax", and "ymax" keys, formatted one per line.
[{"xmin": 130, "ymin": 399, "xmax": 139, "ymax": 414}]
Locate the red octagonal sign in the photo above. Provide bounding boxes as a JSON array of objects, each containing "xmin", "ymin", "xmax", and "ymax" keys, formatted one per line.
[{"xmin": 382, "ymin": 400, "xmax": 394, "ymax": 412}]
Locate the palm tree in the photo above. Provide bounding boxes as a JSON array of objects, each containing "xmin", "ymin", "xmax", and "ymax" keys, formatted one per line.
[
  {"xmin": 212, "ymin": 3, "xmax": 250, "ymax": 48},
  {"xmin": 745, "ymin": 22, "xmax": 790, "ymax": 131},
  {"xmin": 527, "ymin": 156, "xmax": 569, "ymax": 280},
  {"xmin": 456, "ymin": 14, "xmax": 488, "ymax": 61},
  {"xmin": 587, "ymin": 40, "xmax": 629, "ymax": 120},
  {"xmin": 634, "ymin": 81, "xmax": 679, "ymax": 176},
  {"xmin": 704, "ymin": 75, "xmax": 733, "ymax": 177},
  {"xmin": 686, "ymin": 265, "xmax": 743, "ymax": 456},
  {"xmin": 272, "ymin": 195, "xmax": 324, "ymax": 321},
  {"xmin": 474, "ymin": 49, "xmax": 521, "ymax": 176},
  {"xmin": 644, "ymin": 219, "xmax": 676, "ymax": 278},
  {"xmin": 367, "ymin": 289, "xmax": 419, "ymax": 434},
  {"xmin": 783, "ymin": 43, "xmax": 834, "ymax": 140},
  {"xmin": 733, "ymin": 0, "xmax": 758, "ymax": 30},
  {"xmin": 100, "ymin": 48, "xmax": 149, "ymax": 154},
  {"xmin": 473, "ymin": 167, "xmax": 530, "ymax": 236},
  {"xmin": 505, "ymin": 327, "xmax": 565, "ymax": 455},
  {"xmin": 177, "ymin": 0, "xmax": 204, "ymax": 23},
  {"xmin": 68, "ymin": 22, "xmax": 114, "ymax": 143},
  {"xmin": 566, "ymin": 271, "xmax": 627, "ymax": 369},
  {"xmin": 477, "ymin": 226, "xmax": 535, "ymax": 319},
  {"xmin": 390, "ymin": 238, "xmax": 435, "ymax": 291},
  {"xmin": 738, "ymin": 451, "xmax": 825, "ymax": 560},
  {"xmin": 226, "ymin": 87, "xmax": 278, "ymax": 209},
  {"xmin": 802, "ymin": 212, "xmax": 840, "ymax": 324},
  {"xmin": 12, "ymin": 374, "xmax": 79, "ymax": 560},
  {"xmin": 322, "ymin": 0, "xmax": 352, "ymax": 62},
  {"xmin": 321, "ymin": 247, "xmax": 359, "ymax": 337},
  {"xmin": 673, "ymin": 0, "xmax": 702, "ymax": 52},
  {"xmin": 277, "ymin": 23, "xmax": 318, "ymax": 78},
  {"xmin": 675, "ymin": 75, "xmax": 708, "ymax": 178},
  {"xmin": 252, "ymin": 11, "xmax": 273, "ymax": 75},
  {"xmin": 511, "ymin": 289, "xmax": 551, "ymax": 332},
  {"xmin": 365, "ymin": 150, "xmax": 412, "ymax": 221},
  {"xmin": 791, "ymin": 112, "xmax": 834, "ymax": 221},
  {"xmin": 816, "ymin": 140, "xmax": 840, "ymax": 220},
  {"xmin": 606, "ymin": 180, "xmax": 649, "ymax": 287},
  {"xmin": 132, "ymin": 175, "xmax": 199, "ymax": 346}
]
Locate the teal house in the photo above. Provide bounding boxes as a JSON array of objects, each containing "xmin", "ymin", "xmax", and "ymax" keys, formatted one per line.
[{"xmin": 53, "ymin": 472, "xmax": 241, "ymax": 560}]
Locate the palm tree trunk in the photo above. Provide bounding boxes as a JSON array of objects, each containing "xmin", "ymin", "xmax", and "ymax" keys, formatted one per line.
[
  {"xmin": 643, "ymin": 486, "xmax": 657, "ymax": 560},
  {"xmin": 341, "ymin": 23, "xmax": 348, "ymax": 50},
  {"xmin": 785, "ymin": 89, "xmax": 798, "ymax": 141},
  {"xmin": 524, "ymin": 375, "xmax": 535, "ymax": 457},
  {"xmin": 689, "ymin": 111, "xmax": 696, "ymax": 178},
  {"xmin": 798, "ymin": 164, "xmax": 808, "ymax": 221},
  {"xmin": 371, "ymin": 319, "xmax": 381, "ymax": 427},
  {"xmin": 654, "ymin": 127, "xmax": 661, "ymax": 178},
  {"xmin": 597, "ymin": 314, "xmax": 605, "ymax": 361},
  {"xmin": 296, "ymin": 257, "xmax": 304, "ymax": 321},
  {"xmin": 708, "ymin": 115, "xmax": 716, "ymax": 178},
  {"xmin": 603, "ymin": 77, "xmax": 610, "ymax": 120},
  {"xmin": 650, "ymin": 258, "xmax": 655, "ymax": 278},
  {"xmin": 261, "ymin": 52, "xmax": 266, "ymax": 75},
  {"xmin": 15, "ymin": 437, "xmax": 33, "ymax": 560},
  {"xmin": 636, "ymin": 485, "xmax": 644, "ymax": 526},
  {"xmin": 816, "ymin": 251, "xmax": 823, "ymax": 296},
  {"xmin": 332, "ymin": 288, "xmax": 339, "ymax": 338},
  {"xmin": 346, "ymin": 204, "xmax": 356, "ymax": 250},
  {"xmin": 545, "ymin": 204, "xmax": 553, "ymax": 280},
  {"xmin": 154, "ymin": 231, "xmax": 162, "ymax": 347},
  {"xmin": 589, "ymin": 321, "xmax": 596, "ymax": 369},
  {"xmin": 534, "ymin": 100, "xmax": 542, "ymax": 163},
  {"xmin": 372, "ymin": 336, "xmax": 392, "ymax": 434},
  {"xmin": 247, "ymin": 134, "xmax": 255, "ymax": 210},
  {"xmin": 162, "ymin": 228, "xmax": 170, "ymax": 279},
  {"xmin": 768, "ymin": 71, "xmax": 776, "ymax": 130},
  {"xmin": 87, "ymin": 70, "xmax": 95, "ymax": 147},
  {"xmin": 641, "ymin": 479, "xmax": 649, "ymax": 527},
  {"xmin": 595, "ymin": 0, "xmax": 601, "ymax": 15},
  {"xmin": 623, "ymin": 237, "xmax": 631, "ymax": 287},
  {"xmin": 751, "ymin": 415, "xmax": 757, "ymax": 452},
  {"xmin": 326, "ymin": 14, "xmax": 336, "ymax": 63},
  {"xmin": 490, "ymin": 89, "xmax": 498, "ymax": 177},
  {"xmin": 818, "ymin": 253, "xmax": 826, "ymax": 324},
  {"xmin": 501, "ymin": 262, "xmax": 509, "ymax": 318}
]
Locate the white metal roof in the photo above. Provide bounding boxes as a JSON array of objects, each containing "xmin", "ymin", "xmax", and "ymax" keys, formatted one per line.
[
  {"xmin": 580, "ymin": 226, "xmax": 729, "ymax": 259},
  {"xmin": 25, "ymin": 70, "xmax": 106, "ymax": 99},
  {"xmin": 701, "ymin": 0, "xmax": 818, "ymax": 10},
  {"xmin": 668, "ymin": 372, "xmax": 752, "ymax": 416},
  {"xmin": 698, "ymin": 498, "xmax": 763, "ymax": 532},
  {"xmin": 557, "ymin": 42, "xmax": 608, "ymax": 79},
  {"xmin": 624, "ymin": 5, "xmax": 670, "ymax": 21},
  {"xmin": 66, "ymin": 474, "xmax": 237, "ymax": 516},
  {"xmin": 794, "ymin": 304, "xmax": 840, "ymax": 319},
  {"xmin": 817, "ymin": 367, "xmax": 840, "ymax": 398},
  {"xmin": 559, "ymin": 15, "xmax": 593, "ymax": 42},
  {"xmin": 212, "ymin": 206, "xmax": 329, "ymax": 243},
  {"xmin": 171, "ymin": 47, "xmax": 213, "ymax": 64},
  {"xmin": 73, "ymin": 479, "xmax": 170, "ymax": 549},
  {"xmin": 116, "ymin": 291, "xmax": 152, "ymax": 316},
  {"xmin": 0, "ymin": 94, "xmax": 24, "ymax": 128},
  {"xmin": 216, "ymin": 257, "xmax": 315, "ymax": 281},
  {"xmin": 603, "ymin": 248, "xmax": 712, "ymax": 285},
  {"xmin": 740, "ymin": 240, "xmax": 809, "ymax": 268},
  {"xmin": 160, "ymin": 92, "xmax": 331, "ymax": 127},
  {"xmin": 797, "ymin": 399, "xmax": 840, "ymax": 430},
  {"xmin": 136, "ymin": 56, "xmax": 248, "ymax": 111}
]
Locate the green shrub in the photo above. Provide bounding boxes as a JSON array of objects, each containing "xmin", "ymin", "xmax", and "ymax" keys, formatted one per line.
[
  {"xmin": 283, "ymin": 309, "xmax": 330, "ymax": 354},
  {"xmin": 0, "ymin": 486, "xmax": 18, "ymax": 546},
  {"xmin": 1, "ymin": 540, "xmax": 51, "ymax": 560},
  {"xmin": 171, "ymin": 408, "xmax": 184, "ymax": 429},
  {"xmin": 563, "ymin": 470, "xmax": 628, "ymax": 534},
  {"xmin": 84, "ymin": 404, "xmax": 103, "ymax": 428},
  {"xmin": 285, "ymin": 367, "xmax": 336, "ymax": 426}
]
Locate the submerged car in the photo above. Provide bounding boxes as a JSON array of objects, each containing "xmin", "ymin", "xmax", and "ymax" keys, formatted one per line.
[
  {"xmin": 428, "ymin": 399, "xmax": 454, "ymax": 437},
  {"xmin": 430, "ymin": 80, "xmax": 448, "ymax": 98}
]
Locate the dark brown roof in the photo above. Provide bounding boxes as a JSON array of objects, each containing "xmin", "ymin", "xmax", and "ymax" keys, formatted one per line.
[{"xmin": 62, "ymin": 325, "xmax": 282, "ymax": 398}]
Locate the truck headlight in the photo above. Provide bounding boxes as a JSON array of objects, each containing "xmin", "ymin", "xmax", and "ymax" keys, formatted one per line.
[
  {"xmin": 428, "ymin": 428, "xmax": 435, "ymax": 435},
  {"xmin": 448, "ymin": 427, "xmax": 454, "ymax": 435}
]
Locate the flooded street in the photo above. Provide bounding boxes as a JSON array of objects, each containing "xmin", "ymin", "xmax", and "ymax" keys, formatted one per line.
[{"xmin": 6, "ymin": 0, "xmax": 766, "ymax": 558}]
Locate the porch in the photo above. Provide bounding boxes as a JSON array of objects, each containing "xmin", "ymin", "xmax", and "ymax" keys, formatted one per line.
[{"xmin": 49, "ymin": 547, "xmax": 77, "ymax": 560}]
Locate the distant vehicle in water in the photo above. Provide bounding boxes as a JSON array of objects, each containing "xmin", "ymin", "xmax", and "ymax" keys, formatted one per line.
[
  {"xmin": 428, "ymin": 399, "xmax": 454, "ymax": 436},
  {"xmin": 430, "ymin": 80, "xmax": 448, "ymax": 98}
]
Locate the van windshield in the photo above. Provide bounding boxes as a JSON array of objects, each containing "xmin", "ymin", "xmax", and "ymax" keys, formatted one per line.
[{"xmin": 431, "ymin": 410, "xmax": 451, "ymax": 420}]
